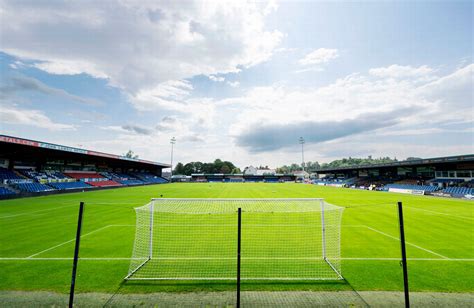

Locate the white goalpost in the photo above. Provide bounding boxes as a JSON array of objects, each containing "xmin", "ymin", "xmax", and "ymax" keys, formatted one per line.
[{"xmin": 125, "ymin": 198, "xmax": 344, "ymax": 281}]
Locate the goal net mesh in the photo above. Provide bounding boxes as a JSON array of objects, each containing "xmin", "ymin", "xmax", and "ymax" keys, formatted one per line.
[{"xmin": 126, "ymin": 198, "xmax": 344, "ymax": 280}]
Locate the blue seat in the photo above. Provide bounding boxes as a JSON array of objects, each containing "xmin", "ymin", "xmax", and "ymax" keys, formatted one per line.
[
  {"xmin": 15, "ymin": 182, "xmax": 54, "ymax": 193},
  {"xmin": 48, "ymin": 182, "xmax": 92, "ymax": 190},
  {"xmin": 0, "ymin": 187, "xmax": 16, "ymax": 195}
]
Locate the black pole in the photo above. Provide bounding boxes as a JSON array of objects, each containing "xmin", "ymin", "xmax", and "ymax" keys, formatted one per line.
[
  {"xmin": 237, "ymin": 208, "xmax": 242, "ymax": 308},
  {"xmin": 397, "ymin": 201, "xmax": 410, "ymax": 308},
  {"xmin": 69, "ymin": 202, "xmax": 85, "ymax": 308}
]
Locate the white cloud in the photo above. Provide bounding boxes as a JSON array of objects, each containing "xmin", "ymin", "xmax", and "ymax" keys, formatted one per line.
[
  {"xmin": 0, "ymin": 105, "xmax": 75, "ymax": 131},
  {"xmin": 369, "ymin": 64, "xmax": 435, "ymax": 79},
  {"xmin": 130, "ymin": 80, "xmax": 193, "ymax": 111},
  {"xmin": 298, "ymin": 48, "xmax": 339, "ymax": 66},
  {"xmin": 8, "ymin": 60, "xmax": 26, "ymax": 70},
  {"xmin": 310, "ymin": 137, "xmax": 474, "ymax": 163},
  {"xmin": 0, "ymin": 1, "xmax": 282, "ymax": 94},
  {"xmin": 418, "ymin": 63, "xmax": 473, "ymax": 109},
  {"xmin": 223, "ymin": 64, "xmax": 472, "ymax": 153},
  {"xmin": 101, "ymin": 124, "xmax": 153, "ymax": 135},
  {"xmin": 227, "ymin": 81, "xmax": 240, "ymax": 88},
  {"xmin": 129, "ymin": 80, "xmax": 218, "ymax": 134},
  {"xmin": 33, "ymin": 60, "xmax": 108, "ymax": 79},
  {"xmin": 209, "ymin": 75, "xmax": 225, "ymax": 82}
]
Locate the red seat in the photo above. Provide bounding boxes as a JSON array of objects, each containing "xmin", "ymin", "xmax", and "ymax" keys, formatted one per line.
[{"xmin": 85, "ymin": 180, "xmax": 122, "ymax": 187}]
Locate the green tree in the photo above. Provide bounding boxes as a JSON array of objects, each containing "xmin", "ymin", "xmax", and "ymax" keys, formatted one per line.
[
  {"xmin": 173, "ymin": 162, "xmax": 185, "ymax": 175},
  {"xmin": 220, "ymin": 164, "xmax": 231, "ymax": 174},
  {"xmin": 123, "ymin": 150, "xmax": 138, "ymax": 159},
  {"xmin": 231, "ymin": 167, "xmax": 242, "ymax": 174},
  {"xmin": 175, "ymin": 159, "xmax": 240, "ymax": 175}
]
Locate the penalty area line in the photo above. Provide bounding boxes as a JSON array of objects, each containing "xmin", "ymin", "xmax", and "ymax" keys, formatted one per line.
[
  {"xmin": 404, "ymin": 206, "xmax": 473, "ymax": 221},
  {"xmin": 25, "ymin": 224, "xmax": 134, "ymax": 258},
  {"xmin": 0, "ymin": 204, "xmax": 79, "ymax": 219},
  {"xmin": 364, "ymin": 225, "xmax": 450, "ymax": 259}
]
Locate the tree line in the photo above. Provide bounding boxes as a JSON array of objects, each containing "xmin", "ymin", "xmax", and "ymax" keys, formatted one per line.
[
  {"xmin": 173, "ymin": 159, "xmax": 241, "ymax": 175},
  {"xmin": 173, "ymin": 156, "xmax": 399, "ymax": 175},
  {"xmin": 276, "ymin": 156, "xmax": 398, "ymax": 173}
]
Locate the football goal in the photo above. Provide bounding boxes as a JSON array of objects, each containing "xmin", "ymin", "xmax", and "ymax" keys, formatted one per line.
[{"xmin": 125, "ymin": 198, "xmax": 344, "ymax": 281}]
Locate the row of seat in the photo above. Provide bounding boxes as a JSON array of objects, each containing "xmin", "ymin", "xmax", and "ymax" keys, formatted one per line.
[
  {"xmin": 384, "ymin": 184, "xmax": 439, "ymax": 192},
  {"xmin": 86, "ymin": 180, "xmax": 122, "ymax": 187},
  {"xmin": 14, "ymin": 182, "xmax": 55, "ymax": 193},
  {"xmin": 0, "ymin": 168, "xmax": 24, "ymax": 180},
  {"xmin": 0, "ymin": 187, "xmax": 16, "ymax": 195},
  {"xmin": 131, "ymin": 172, "xmax": 168, "ymax": 184},
  {"xmin": 48, "ymin": 182, "xmax": 92, "ymax": 190},
  {"xmin": 442, "ymin": 187, "xmax": 473, "ymax": 196},
  {"xmin": 64, "ymin": 172, "xmax": 105, "ymax": 180},
  {"xmin": 118, "ymin": 179, "xmax": 144, "ymax": 186},
  {"xmin": 0, "ymin": 169, "xmax": 168, "ymax": 196}
]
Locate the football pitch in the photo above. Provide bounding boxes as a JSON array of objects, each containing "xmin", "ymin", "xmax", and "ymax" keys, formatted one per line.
[{"xmin": 0, "ymin": 183, "xmax": 473, "ymax": 304}]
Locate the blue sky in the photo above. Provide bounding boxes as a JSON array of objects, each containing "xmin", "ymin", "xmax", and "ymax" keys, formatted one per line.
[{"xmin": 0, "ymin": 1, "xmax": 472, "ymax": 168}]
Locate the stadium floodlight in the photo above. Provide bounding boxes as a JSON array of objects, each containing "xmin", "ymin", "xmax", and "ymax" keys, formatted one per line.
[
  {"xmin": 125, "ymin": 198, "xmax": 344, "ymax": 281},
  {"xmin": 299, "ymin": 137, "xmax": 305, "ymax": 172},
  {"xmin": 170, "ymin": 137, "xmax": 176, "ymax": 178}
]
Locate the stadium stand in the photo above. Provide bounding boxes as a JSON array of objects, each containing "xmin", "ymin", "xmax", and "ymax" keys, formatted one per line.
[
  {"xmin": 14, "ymin": 182, "xmax": 54, "ymax": 193},
  {"xmin": 227, "ymin": 178, "xmax": 244, "ymax": 183},
  {"xmin": 63, "ymin": 171, "xmax": 122, "ymax": 186},
  {"xmin": 0, "ymin": 187, "xmax": 16, "ymax": 195},
  {"xmin": 131, "ymin": 172, "xmax": 168, "ymax": 184},
  {"xmin": 118, "ymin": 179, "xmax": 145, "ymax": 185},
  {"xmin": 442, "ymin": 186, "xmax": 474, "ymax": 197},
  {"xmin": 64, "ymin": 172, "xmax": 104, "ymax": 180},
  {"xmin": 429, "ymin": 178, "xmax": 464, "ymax": 184},
  {"xmin": 0, "ymin": 168, "xmax": 24, "ymax": 181},
  {"xmin": 19, "ymin": 170, "xmax": 70, "ymax": 182},
  {"xmin": 383, "ymin": 183, "xmax": 439, "ymax": 192},
  {"xmin": 244, "ymin": 176, "xmax": 263, "ymax": 182},
  {"xmin": 48, "ymin": 181, "xmax": 92, "ymax": 190},
  {"xmin": 313, "ymin": 177, "xmax": 357, "ymax": 186},
  {"xmin": 264, "ymin": 177, "xmax": 279, "ymax": 183},
  {"xmin": 49, "ymin": 171, "xmax": 69, "ymax": 179},
  {"xmin": 101, "ymin": 172, "xmax": 145, "ymax": 185},
  {"xmin": 193, "ymin": 175, "xmax": 208, "ymax": 182},
  {"xmin": 207, "ymin": 176, "xmax": 223, "ymax": 183},
  {"xmin": 86, "ymin": 180, "xmax": 122, "ymax": 187},
  {"xmin": 0, "ymin": 135, "xmax": 170, "ymax": 198}
]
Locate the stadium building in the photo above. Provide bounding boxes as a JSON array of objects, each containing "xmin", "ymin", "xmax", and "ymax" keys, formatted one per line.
[
  {"xmin": 190, "ymin": 173, "xmax": 296, "ymax": 183},
  {"xmin": 311, "ymin": 154, "xmax": 474, "ymax": 198},
  {"xmin": 0, "ymin": 135, "xmax": 170, "ymax": 198}
]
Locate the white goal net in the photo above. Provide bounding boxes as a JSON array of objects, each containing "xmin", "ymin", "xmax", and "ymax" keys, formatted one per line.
[{"xmin": 126, "ymin": 198, "xmax": 344, "ymax": 280}]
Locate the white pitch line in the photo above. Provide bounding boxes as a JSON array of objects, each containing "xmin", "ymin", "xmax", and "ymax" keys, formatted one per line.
[
  {"xmin": 0, "ymin": 257, "xmax": 472, "ymax": 261},
  {"xmin": 364, "ymin": 226, "xmax": 450, "ymax": 259},
  {"xmin": 155, "ymin": 224, "xmax": 330, "ymax": 227},
  {"xmin": 339, "ymin": 257, "xmax": 474, "ymax": 261},
  {"xmin": 0, "ymin": 204, "xmax": 78, "ymax": 219},
  {"xmin": 25, "ymin": 224, "xmax": 133, "ymax": 258},
  {"xmin": 404, "ymin": 206, "xmax": 473, "ymax": 220},
  {"xmin": 0, "ymin": 257, "xmax": 135, "ymax": 260}
]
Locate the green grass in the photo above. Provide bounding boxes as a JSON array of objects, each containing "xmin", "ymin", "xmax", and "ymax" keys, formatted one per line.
[{"xmin": 0, "ymin": 183, "xmax": 472, "ymax": 294}]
